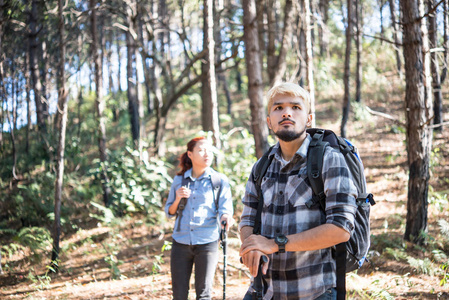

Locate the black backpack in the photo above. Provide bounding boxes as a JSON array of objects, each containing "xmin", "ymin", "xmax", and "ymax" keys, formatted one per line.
[{"xmin": 252, "ymin": 128, "xmax": 375, "ymax": 300}]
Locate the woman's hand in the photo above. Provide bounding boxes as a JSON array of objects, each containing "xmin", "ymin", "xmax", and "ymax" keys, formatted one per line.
[
  {"xmin": 220, "ymin": 214, "xmax": 234, "ymax": 231},
  {"xmin": 175, "ymin": 186, "xmax": 191, "ymax": 201},
  {"xmin": 168, "ymin": 186, "xmax": 191, "ymax": 215}
]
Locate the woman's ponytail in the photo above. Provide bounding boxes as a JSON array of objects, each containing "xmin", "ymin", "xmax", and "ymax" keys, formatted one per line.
[{"xmin": 177, "ymin": 137, "xmax": 206, "ymax": 175}]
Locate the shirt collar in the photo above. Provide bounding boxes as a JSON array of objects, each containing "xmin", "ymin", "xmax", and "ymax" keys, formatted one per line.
[
  {"xmin": 184, "ymin": 167, "xmax": 212, "ymax": 181},
  {"xmin": 270, "ymin": 133, "xmax": 312, "ymax": 162}
]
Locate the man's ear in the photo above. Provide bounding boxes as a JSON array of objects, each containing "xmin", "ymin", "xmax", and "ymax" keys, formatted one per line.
[
  {"xmin": 267, "ymin": 116, "xmax": 271, "ymax": 130},
  {"xmin": 306, "ymin": 114, "xmax": 313, "ymax": 127}
]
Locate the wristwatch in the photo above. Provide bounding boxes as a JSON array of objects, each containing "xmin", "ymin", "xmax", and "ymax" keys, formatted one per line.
[{"xmin": 274, "ymin": 235, "xmax": 288, "ymax": 253}]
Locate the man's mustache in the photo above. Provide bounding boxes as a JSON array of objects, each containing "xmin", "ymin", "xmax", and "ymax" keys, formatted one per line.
[{"xmin": 279, "ymin": 118, "xmax": 296, "ymax": 125}]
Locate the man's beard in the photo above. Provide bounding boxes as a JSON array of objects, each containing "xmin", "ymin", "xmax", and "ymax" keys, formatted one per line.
[{"xmin": 274, "ymin": 127, "xmax": 306, "ymax": 142}]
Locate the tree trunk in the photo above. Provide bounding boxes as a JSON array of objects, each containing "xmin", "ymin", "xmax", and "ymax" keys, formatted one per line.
[
  {"xmin": 91, "ymin": 0, "xmax": 111, "ymax": 207},
  {"xmin": 270, "ymin": 0, "xmax": 294, "ymax": 86},
  {"xmin": 266, "ymin": 0, "xmax": 276, "ymax": 82},
  {"xmin": 341, "ymin": 0, "xmax": 353, "ymax": 138},
  {"xmin": 41, "ymin": 39, "xmax": 49, "ymax": 125},
  {"xmin": 400, "ymin": 0, "xmax": 433, "ymax": 245},
  {"xmin": 389, "ymin": 0, "xmax": 402, "ymax": 76},
  {"xmin": 303, "ymin": 0, "xmax": 316, "ymax": 127},
  {"xmin": 52, "ymin": 0, "xmax": 69, "ymax": 269},
  {"xmin": 25, "ymin": 51, "xmax": 31, "ymax": 154},
  {"xmin": 215, "ymin": 0, "xmax": 232, "ymax": 115},
  {"xmin": 126, "ymin": 8, "xmax": 140, "ymax": 146},
  {"xmin": 441, "ymin": 0, "xmax": 448, "ymax": 83},
  {"xmin": 29, "ymin": 0, "xmax": 46, "ymax": 134},
  {"xmin": 0, "ymin": 0, "xmax": 3, "ymax": 161},
  {"xmin": 243, "ymin": 0, "xmax": 269, "ymax": 158},
  {"xmin": 117, "ymin": 33, "xmax": 123, "ymax": 94},
  {"xmin": 298, "ymin": 22, "xmax": 306, "ymax": 86},
  {"xmin": 256, "ymin": 0, "xmax": 265, "ymax": 70},
  {"xmin": 3, "ymin": 66, "xmax": 17, "ymax": 180},
  {"xmin": 201, "ymin": 0, "xmax": 221, "ymax": 149},
  {"xmin": 318, "ymin": 0, "xmax": 329, "ymax": 57},
  {"xmin": 428, "ymin": 0, "xmax": 443, "ymax": 132},
  {"xmin": 355, "ymin": 0, "xmax": 362, "ymax": 103},
  {"xmin": 10, "ymin": 75, "xmax": 17, "ymax": 179}
]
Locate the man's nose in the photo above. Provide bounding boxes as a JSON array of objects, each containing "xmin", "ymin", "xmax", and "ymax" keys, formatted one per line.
[{"xmin": 282, "ymin": 110, "xmax": 292, "ymax": 118}]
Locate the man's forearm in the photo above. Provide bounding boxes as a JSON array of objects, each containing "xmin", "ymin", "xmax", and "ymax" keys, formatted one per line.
[
  {"xmin": 239, "ymin": 225, "xmax": 254, "ymax": 243},
  {"xmin": 285, "ymin": 224, "xmax": 350, "ymax": 252}
]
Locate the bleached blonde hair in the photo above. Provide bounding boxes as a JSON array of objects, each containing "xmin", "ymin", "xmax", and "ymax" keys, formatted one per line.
[{"xmin": 266, "ymin": 82, "xmax": 311, "ymax": 114}]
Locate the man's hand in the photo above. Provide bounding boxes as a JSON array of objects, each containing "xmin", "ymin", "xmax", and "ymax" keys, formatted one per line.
[
  {"xmin": 240, "ymin": 249, "xmax": 269, "ymax": 277},
  {"xmin": 239, "ymin": 234, "xmax": 277, "ymax": 257},
  {"xmin": 239, "ymin": 234, "xmax": 277, "ymax": 277}
]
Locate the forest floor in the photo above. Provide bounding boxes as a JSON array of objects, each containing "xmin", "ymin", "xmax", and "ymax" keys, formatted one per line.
[{"xmin": 1, "ymin": 90, "xmax": 449, "ymax": 299}]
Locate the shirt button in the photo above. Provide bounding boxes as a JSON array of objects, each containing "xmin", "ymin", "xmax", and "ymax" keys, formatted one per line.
[
  {"xmin": 276, "ymin": 229, "xmax": 281, "ymax": 233},
  {"xmin": 279, "ymin": 191, "xmax": 283, "ymax": 195},
  {"xmin": 277, "ymin": 209, "xmax": 282, "ymax": 214}
]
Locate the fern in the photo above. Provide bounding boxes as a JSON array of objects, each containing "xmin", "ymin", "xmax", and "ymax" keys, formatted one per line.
[
  {"xmin": 407, "ymin": 257, "xmax": 437, "ymax": 276},
  {"xmin": 438, "ymin": 220, "xmax": 449, "ymax": 240},
  {"xmin": 15, "ymin": 227, "xmax": 51, "ymax": 253}
]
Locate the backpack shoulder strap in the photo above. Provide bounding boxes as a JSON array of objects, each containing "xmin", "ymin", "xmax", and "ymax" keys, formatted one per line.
[
  {"xmin": 181, "ymin": 175, "xmax": 190, "ymax": 188},
  {"xmin": 252, "ymin": 146, "xmax": 274, "ymax": 235},
  {"xmin": 210, "ymin": 173, "xmax": 223, "ymax": 212},
  {"xmin": 306, "ymin": 129, "xmax": 329, "ymax": 210},
  {"xmin": 176, "ymin": 175, "xmax": 192, "ymax": 232}
]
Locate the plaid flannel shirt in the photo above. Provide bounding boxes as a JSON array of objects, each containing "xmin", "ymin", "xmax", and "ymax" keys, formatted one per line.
[{"xmin": 239, "ymin": 135, "xmax": 357, "ymax": 300}]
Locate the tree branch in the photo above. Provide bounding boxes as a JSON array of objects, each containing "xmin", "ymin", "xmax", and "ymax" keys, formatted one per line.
[
  {"xmin": 365, "ymin": 106, "xmax": 406, "ymax": 126},
  {"xmin": 363, "ymin": 34, "xmax": 402, "ymax": 46}
]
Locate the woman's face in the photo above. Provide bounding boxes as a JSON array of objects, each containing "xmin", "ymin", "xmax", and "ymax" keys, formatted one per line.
[{"xmin": 188, "ymin": 140, "xmax": 214, "ymax": 169}]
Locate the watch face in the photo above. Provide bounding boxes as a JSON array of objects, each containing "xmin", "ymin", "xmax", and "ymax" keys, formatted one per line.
[{"xmin": 276, "ymin": 235, "xmax": 288, "ymax": 244}]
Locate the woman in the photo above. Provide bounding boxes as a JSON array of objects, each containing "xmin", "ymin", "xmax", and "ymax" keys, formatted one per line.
[{"xmin": 165, "ymin": 137, "xmax": 233, "ymax": 300}]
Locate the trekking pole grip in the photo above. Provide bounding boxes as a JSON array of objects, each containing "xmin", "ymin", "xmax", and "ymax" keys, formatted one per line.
[{"xmin": 253, "ymin": 255, "xmax": 268, "ymax": 300}]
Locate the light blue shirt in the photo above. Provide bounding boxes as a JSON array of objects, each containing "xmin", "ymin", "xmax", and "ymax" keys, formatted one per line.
[{"xmin": 165, "ymin": 167, "xmax": 233, "ymax": 245}]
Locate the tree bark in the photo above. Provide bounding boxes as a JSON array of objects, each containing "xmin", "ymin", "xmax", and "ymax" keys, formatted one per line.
[
  {"xmin": 270, "ymin": 0, "xmax": 294, "ymax": 86},
  {"xmin": 201, "ymin": 0, "xmax": 221, "ymax": 149},
  {"xmin": 428, "ymin": 0, "xmax": 443, "ymax": 132},
  {"xmin": 214, "ymin": 1, "xmax": 233, "ymax": 115},
  {"xmin": 400, "ymin": 0, "xmax": 433, "ymax": 245},
  {"xmin": 91, "ymin": 0, "xmax": 111, "ymax": 207},
  {"xmin": 318, "ymin": 0, "xmax": 329, "ymax": 57},
  {"xmin": 125, "ymin": 3, "xmax": 140, "ymax": 147},
  {"xmin": 256, "ymin": 0, "xmax": 265, "ymax": 70},
  {"xmin": 52, "ymin": 0, "xmax": 69, "ymax": 269},
  {"xmin": 303, "ymin": 0, "xmax": 316, "ymax": 127},
  {"xmin": 442, "ymin": 0, "xmax": 448, "ymax": 83},
  {"xmin": 266, "ymin": 0, "xmax": 276, "ymax": 82},
  {"xmin": 389, "ymin": 0, "xmax": 402, "ymax": 76},
  {"xmin": 28, "ymin": 0, "xmax": 46, "ymax": 134},
  {"xmin": 25, "ymin": 50, "xmax": 31, "ymax": 154},
  {"xmin": 355, "ymin": 0, "xmax": 363, "ymax": 103},
  {"xmin": 243, "ymin": 0, "xmax": 269, "ymax": 158},
  {"xmin": 341, "ymin": 0, "xmax": 353, "ymax": 138}
]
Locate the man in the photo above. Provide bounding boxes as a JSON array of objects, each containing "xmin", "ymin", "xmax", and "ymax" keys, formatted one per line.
[{"xmin": 239, "ymin": 82, "xmax": 357, "ymax": 300}]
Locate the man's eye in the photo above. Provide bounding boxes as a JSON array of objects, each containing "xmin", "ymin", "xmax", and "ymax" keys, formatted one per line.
[
  {"xmin": 293, "ymin": 106, "xmax": 301, "ymax": 110},
  {"xmin": 274, "ymin": 106, "xmax": 282, "ymax": 110}
]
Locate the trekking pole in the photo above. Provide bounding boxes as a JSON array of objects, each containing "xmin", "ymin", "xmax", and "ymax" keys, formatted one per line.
[
  {"xmin": 252, "ymin": 255, "xmax": 268, "ymax": 300},
  {"xmin": 220, "ymin": 220, "xmax": 227, "ymax": 300}
]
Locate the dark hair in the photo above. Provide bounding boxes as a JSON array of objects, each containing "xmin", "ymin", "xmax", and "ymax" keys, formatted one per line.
[{"xmin": 177, "ymin": 137, "xmax": 206, "ymax": 175}]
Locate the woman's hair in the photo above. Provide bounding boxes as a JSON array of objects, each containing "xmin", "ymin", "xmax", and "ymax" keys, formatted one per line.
[
  {"xmin": 177, "ymin": 137, "xmax": 207, "ymax": 175},
  {"xmin": 266, "ymin": 82, "xmax": 311, "ymax": 114}
]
